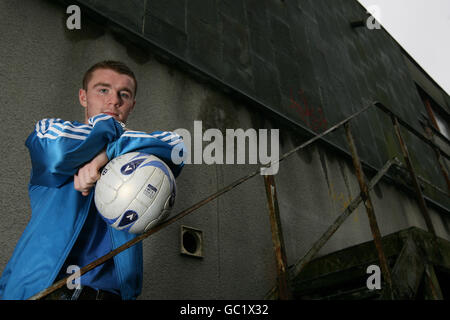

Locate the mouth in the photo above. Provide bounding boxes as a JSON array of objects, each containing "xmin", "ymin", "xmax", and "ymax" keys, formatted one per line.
[{"xmin": 104, "ymin": 112, "xmax": 119, "ymax": 118}]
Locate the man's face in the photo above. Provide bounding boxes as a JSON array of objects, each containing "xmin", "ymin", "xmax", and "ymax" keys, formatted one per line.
[{"xmin": 79, "ymin": 68, "xmax": 136, "ymax": 124}]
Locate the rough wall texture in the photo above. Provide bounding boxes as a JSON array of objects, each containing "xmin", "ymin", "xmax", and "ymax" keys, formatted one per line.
[{"xmin": 0, "ymin": 0, "xmax": 449, "ymax": 299}]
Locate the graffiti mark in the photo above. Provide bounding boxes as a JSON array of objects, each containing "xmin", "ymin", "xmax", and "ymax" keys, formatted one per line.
[{"xmin": 289, "ymin": 89, "xmax": 328, "ymax": 131}]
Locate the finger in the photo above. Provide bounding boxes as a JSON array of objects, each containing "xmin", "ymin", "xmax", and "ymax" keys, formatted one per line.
[
  {"xmin": 76, "ymin": 170, "xmax": 91, "ymax": 193},
  {"xmin": 88, "ymin": 165, "xmax": 101, "ymax": 183},
  {"xmin": 84, "ymin": 164, "xmax": 99, "ymax": 185},
  {"xmin": 74, "ymin": 173, "xmax": 80, "ymax": 191},
  {"xmin": 80, "ymin": 167, "xmax": 95, "ymax": 188}
]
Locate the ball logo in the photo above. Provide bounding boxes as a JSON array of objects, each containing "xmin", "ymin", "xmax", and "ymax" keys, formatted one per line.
[
  {"xmin": 144, "ymin": 184, "xmax": 157, "ymax": 199},
  {"xmin": 120, "ymin": 158, "xmax": 146, "ymax": 175},
  {"xmin": 118, "ymin": 210, "xmax": 138, "ymax": 227}
]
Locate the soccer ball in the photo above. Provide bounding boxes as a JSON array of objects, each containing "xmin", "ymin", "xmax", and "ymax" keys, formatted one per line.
[{"xmin": 94, "ymin": 152, "xmax": 176, "ymax": 234}]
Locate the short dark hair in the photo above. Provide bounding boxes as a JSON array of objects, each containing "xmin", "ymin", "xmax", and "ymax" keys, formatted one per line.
[{"xmin": 83, "ymin": 60, "xmax": 137, "ymax": 96}]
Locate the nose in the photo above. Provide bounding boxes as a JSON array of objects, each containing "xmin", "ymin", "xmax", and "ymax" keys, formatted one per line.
[{"xmin": 108, "ymin": 91, "xmax": 122, "ymax": 107}]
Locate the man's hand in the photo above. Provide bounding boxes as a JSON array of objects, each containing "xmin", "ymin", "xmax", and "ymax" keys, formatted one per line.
[{"xmin": 74, "ymin": 150, "xmax": 109, "ymax": 196}]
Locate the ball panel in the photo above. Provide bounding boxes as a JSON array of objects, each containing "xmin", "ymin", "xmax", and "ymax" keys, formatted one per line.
[
  {"xmin": 96, "ymin": 165, "xmax": 122, "ymax": 206},
  {"xmin": 100, "ymin": 163, "xmax": 125, "ymax": 192},
  {"xmin": 109, "ymin": 152, "xmax": 143, "ymax": 183},
  {"xmin": 94, "ymin": 181, "xmax": 108, "ymax": 205},
  {"xmin": 114, "ymin": 199, "xmax": 148, "ymax": 232},
  {"xmin": 106, "ymin": 170, "xmax": 150, "ymax": 221}
]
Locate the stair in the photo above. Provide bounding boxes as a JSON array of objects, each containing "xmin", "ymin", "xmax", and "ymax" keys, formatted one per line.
[{"xmin": 288, "ymin": 227, "xmax": 450, "ymax": 300}]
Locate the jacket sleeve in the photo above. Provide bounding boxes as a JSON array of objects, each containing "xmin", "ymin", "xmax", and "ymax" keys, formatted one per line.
[
  {"xmin": 106, "ymin": 130, "xmax": 185, "ymax": 178},
  {"xmin": 26, "ymin": 114, "xmax": 125, "ymax": 187}
]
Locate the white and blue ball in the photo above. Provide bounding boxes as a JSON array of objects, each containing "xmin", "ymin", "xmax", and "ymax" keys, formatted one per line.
[{"xmin": 94, "ymin": 152, "xmax": 176, "ymax": 234}]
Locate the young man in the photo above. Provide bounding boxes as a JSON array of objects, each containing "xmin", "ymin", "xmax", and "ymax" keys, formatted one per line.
[{"xmin": 0, "ymin": 61, "xmax": 184, "ymax": 300}]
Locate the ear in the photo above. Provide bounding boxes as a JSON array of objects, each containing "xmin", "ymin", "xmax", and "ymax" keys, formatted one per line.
[{"xmin": 79, "ymin": 88, "xmax": 88, "ymax": 108}]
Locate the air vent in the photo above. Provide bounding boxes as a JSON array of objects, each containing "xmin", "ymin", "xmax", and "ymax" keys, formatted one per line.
[{"xmin": 180, "ymin": 225, "xmax": 203, "ymax": 258}]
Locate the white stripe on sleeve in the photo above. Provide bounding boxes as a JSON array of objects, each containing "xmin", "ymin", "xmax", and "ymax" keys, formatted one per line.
[
  {"xmin": 121, "ymin": 131, "xmax": 183, "ymax": 145},
  {"xmin": 89, "ymin": 114, "xmax": 113, "ymax": 126},
  {"xmin": 37, "ymin": 130, "xmax": 87, "ymax": 140},
  {"xmin": 35, "ymin": 118, "xmax": 89, "ymax": 140},
  {"xmin": 52, "ymin": 123, "xmax": 91, "ymax": 135},
  {"xmin": 161, "ymin": 133, "xmax": 180, "ymax": 142},
  {"xmin": 168, "ymin": 138, "xmax": 183, "ymax": 146}
]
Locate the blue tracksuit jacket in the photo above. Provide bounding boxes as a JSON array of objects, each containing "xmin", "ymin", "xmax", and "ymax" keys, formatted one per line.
[{"xmin": 0, "ymin": 114, "xmax": 184, "ymax": 300}]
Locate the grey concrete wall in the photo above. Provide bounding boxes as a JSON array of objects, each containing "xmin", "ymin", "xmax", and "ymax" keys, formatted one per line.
[{"xmin": 1, "ymin": 0, "xmax": 449, "ymax": 299}]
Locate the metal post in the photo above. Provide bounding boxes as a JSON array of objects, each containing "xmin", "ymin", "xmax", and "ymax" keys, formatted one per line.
[
  {"xmin": 344, "ymin": 122, "xmax": 394, "ymax": 298},
  {"xmin": 424, "ymin": 263, "xmax": 444, "ymax": 300},
  {"xmin": 391, "ymin": 116, "xmax": 436, "ymax": 236},
  {"xmin": 264, "ymin": 175, "xmax": 291, "ymax": 300}
]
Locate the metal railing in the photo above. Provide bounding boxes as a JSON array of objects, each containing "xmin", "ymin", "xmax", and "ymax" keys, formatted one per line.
[{"xmin": 29, "ymin": 101, "xmax": 450, "ymax": 300}]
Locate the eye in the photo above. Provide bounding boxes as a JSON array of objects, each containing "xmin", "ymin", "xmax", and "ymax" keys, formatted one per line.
[
  {"xmin": 99, "ymin": 88, "xmax": 109, "ymax": 94},
  {"xmin": 120, "ymin": 92, "xmax": 131, "ymax": 99}
]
